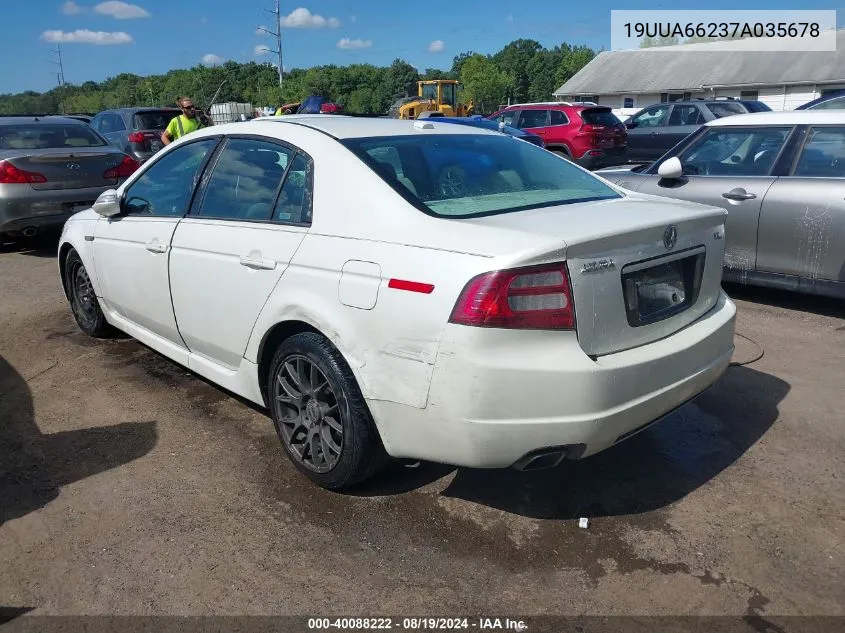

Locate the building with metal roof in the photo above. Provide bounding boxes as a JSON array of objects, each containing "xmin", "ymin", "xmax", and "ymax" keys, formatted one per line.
[{"xmin": 553, "ymin": 30, "xmax": 845, "ymax": 112}]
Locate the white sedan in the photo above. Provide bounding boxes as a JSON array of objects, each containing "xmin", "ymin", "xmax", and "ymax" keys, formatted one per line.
[{"xmin": 58, "ymin": 117, "xmax": 736, "ymax": 490}]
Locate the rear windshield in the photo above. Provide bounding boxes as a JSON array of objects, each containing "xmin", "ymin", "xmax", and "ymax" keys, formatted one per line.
[
  {"xmin": 342, "ymin": 134, "xmax": 621, "ymax": 218},
  {"xmin": 134, "ymin": 110, "xmax": 179, "ymax": 130},
  {"xmin": 580, "ymin": 108, "xmax": 621, "ymax": 126},
  {"xmin": 0, "ymin": 123, "xmax": 106, "ymax": 149},
  {"xmin": 706, "ymin": 102, "xmax": 747, "ymax": 118}
]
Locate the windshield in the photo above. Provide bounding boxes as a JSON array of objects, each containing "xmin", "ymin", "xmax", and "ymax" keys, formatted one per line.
[
  {"xmin": 0, "ymin": 123, "xmax": 106, "ymax": 149},
  {"xmin": 134, "ymin": 110, "xmax": 179, "ymax": 130},
  {"xmin": 343, "ymin": 134, "xmax": 620, "ymax": 218}
]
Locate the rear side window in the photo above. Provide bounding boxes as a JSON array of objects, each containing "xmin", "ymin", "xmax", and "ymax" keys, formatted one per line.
[
  {"xmin": 134, "ymin": 110, "xmax": 179, "ymax": 130},
  {"xmin": 343, "ymin": 134, "xmax": 620, "ymax": 218},
  {"xmin": 793, "ymin": 127, "xmax": 845, "ymax": 177},
  {"xmin": 808, "ymin": 95, "xmax": 845, "ymax": 111},
  {"xmin": 550, "ymin": 110, "xmax": 568, "ymax": 125},
  {"xmin": 199, "ymin": 138, "xmax": 292, "ymax": 220},
  {"xmin": 668, "ymin": 105, "xmax": 705, "ymax": 127},
  {"xmin": 0, "ymin": 123, "xmax": 106, "ymax": 149},
  {"xmin": 580, "ymin": 108, "xmax": 620, "ymax": 126},
  {"xmin": 706, "ymin": 102, "xmax": 747, "ymax": 118}
]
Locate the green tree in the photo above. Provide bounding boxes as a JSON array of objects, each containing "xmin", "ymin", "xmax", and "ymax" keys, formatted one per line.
[
  {"xmin": 459, "ymin": 54, "xmax": 511, "ymax": 114},
  {"xmin": 492, "ymin": 39, "xmax": 543, "ymax": 103}
]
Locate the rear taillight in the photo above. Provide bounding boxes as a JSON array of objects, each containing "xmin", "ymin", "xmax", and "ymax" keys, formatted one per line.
[
  {"xmin": 127, "ymin": 132, "xmax": 145, "ymax": 143},
  {"xmin": 0, "ymin": 160, "xmax": 47, "ymax": 184},
  {"xmin": 103, "ymin": 155, "xmax": 140, "ymax": 179},
  {"xmin": 449, "ymin": 262, "xmax": 575, "ymax": 330}
]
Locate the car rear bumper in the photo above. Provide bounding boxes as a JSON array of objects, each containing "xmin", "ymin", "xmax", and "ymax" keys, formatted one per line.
[
  {"xmin": 370, "ymin": 291, "xmax": 736, "ymax": 469},
  {"xmin": 0, "ymin": 184, "xmax": 114, "ymax": 233},
  {"xmin": 575, "ymin": 147, "xmax": 628, "ymax": 170}
]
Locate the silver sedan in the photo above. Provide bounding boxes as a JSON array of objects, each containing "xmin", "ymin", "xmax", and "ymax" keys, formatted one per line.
[
  {"xmin": 0, "ymin": 116, "xmax": 137, "ymax": 240},
  {"xmin": 598, "ymin": 111, "xmax": 845, "ymax": 299}
]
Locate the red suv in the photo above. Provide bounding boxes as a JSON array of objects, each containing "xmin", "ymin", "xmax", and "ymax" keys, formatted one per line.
[{"xmin": 488, "ymin": 103, "xmax": 628, "ymax": 169}]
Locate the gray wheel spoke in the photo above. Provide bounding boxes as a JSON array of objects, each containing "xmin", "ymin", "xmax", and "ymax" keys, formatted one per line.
[
  {"xmin": 320, "ymin": 424, "xmax": 341, "ymax": 456},
  {"xmin": 324, "ymin": 415, "xmax": 341, "ymax": 433},
  {"xmin": 277, "ymin": 374, "xmax": 301, "ymax": 400}
]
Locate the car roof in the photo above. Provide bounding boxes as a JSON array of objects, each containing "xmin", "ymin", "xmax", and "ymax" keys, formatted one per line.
[
  {"xmin": 706, "ymin": 110, "xmax": 845, "ymax": 127},
  {"xmin": 0, "ymin": 116, "xmax": 88, "ymax": 125},
  {"xmin": 241, "ymin": 116, "xmax": 503, "ymax": 139}
]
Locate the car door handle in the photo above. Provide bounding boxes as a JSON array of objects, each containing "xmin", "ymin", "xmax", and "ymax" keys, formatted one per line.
[
  {"xmin": 144, "ymin": 241, "xmax": 167, "ymax": 254},
  {"xmin": 239, "ymin": 254, "xmax": 277, "ymax": 270},
  {"xmin": 721, "ymin": 190, "xmax": 757, "ymax": 201}
]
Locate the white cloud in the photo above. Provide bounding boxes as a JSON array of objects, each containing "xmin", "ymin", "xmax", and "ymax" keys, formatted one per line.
[
  {"xmin": 427, "ymin": 39, "xmax": 445, "ymax": 53},
  {"xmin": 254, "ymin": 44, "xmax": 271, "ymax": 56},
  {"xmin": 41, "ymin": 29, "xmax": 133, "ymax": 44},
  {"xmin": 202, "ymin": 53, "xmax": 224, "ymax": 65},
  {"xmin": 94, "ymin": 1, "xmax": 150, "ymax": 19},
  {"xmin": 281, "ymin": 7, "xmax": 340, "ymax": 28},
  {"xmin": 61, "ymin": 1, "xmax": 83, "ymax": 14},
  {"xmin": 337, "ymin": 37, "xmax": 371, "ymax": 50}
]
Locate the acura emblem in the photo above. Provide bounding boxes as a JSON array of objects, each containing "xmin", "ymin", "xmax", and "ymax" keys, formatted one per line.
[
  {"xmin": 66, "ymin": 163, "xmax": 81, "ymax": 170},
  {"xmin": 663, "ymin": 225, "xmax": 678, "ymax": 250}
]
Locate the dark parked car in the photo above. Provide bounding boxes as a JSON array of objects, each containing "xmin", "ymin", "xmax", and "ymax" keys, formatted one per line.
[
  {"xmin": 0, "ymin": 116, "xmax": 138, "ymax": 240},
  {"xmin": 796, "ymin": 90, "xmax": 845, "ymax": 110},
  {"xmin": 625, "ymin": 99, "xmax": 771, "ymax": 163},
  {"xmin": 90, "ymin": 107, "xmax": 181, "ymax": 163},
  {"xmin": 428, "ymin": 116, "xmax": 545, "ymax": 147}
]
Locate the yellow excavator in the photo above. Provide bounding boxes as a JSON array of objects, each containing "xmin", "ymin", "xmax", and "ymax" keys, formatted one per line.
[{"xmin": 388, "ymin": 80, "xmax": 474, "ymax": 119}]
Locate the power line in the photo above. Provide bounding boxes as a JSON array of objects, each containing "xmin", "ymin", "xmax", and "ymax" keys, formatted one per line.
[
  {"xmin": 50, "ymin": 44, "xmax": 66, "ymax": 114},
  {"xmin": 257, "ymin": 0, "xmax": 284, "ymax": 88}
]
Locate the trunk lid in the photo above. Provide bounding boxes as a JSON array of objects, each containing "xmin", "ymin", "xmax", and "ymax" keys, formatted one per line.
[
  {"xmin": 131, "ymin": 110, "xmax": 177, "ymax": 156},
  {"xmin": 7, "ymin": 147, "xmax": 126, "ymax": 190},
  {"xmin": 464, "ymin": 194, "xmax": 727, "ymax": 356},
  {"xmin": 579, "ymin": 107, "xmax": 627, "ymax": 149}
]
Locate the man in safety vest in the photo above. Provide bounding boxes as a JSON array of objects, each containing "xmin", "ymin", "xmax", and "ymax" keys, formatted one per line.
[{"xmin": 161, "ymin": 97, "xmax": 209, "ymax": 145}]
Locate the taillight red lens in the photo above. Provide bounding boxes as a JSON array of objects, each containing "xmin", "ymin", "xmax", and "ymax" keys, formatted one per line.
[
  {"xmin": 127, "ymin": 132, "xmax": 145, "ymax": 143},
  {"xmin": 103, "ymin": 155, "xmax": 140, "ymax": 179},
  {"xmin": 0, "ymin": 160, "xmax": 47, "ymax": 184},
  {"xmin": 449, "ymin": 262, "xmax": 575, "ymax": 330}
]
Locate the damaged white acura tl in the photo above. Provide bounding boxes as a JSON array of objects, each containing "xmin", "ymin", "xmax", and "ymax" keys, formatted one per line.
[{"xmin": 58, "ymin": 117, "xmax": 736, "ymax": 489}]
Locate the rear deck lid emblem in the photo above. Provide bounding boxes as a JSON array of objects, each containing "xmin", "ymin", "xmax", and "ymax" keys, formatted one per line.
[{"xmin": 663, "ymin": 225, "xmax": 678, "ymax": 250}]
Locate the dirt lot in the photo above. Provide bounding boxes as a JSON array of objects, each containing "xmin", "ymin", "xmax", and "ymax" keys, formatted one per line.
[{"xmin": 1, "ymin": 236, "xmax": 843, "ymax": 620}]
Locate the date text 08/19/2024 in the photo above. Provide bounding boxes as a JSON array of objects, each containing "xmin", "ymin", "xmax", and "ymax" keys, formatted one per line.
[{"xmin": 307, "ymin": 617, "xmax": 529, "ymax": 631}]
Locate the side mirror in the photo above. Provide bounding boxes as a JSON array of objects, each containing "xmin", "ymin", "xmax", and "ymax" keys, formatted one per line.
[
  {"xmin": 93, "ymin": 189, "xmax": 122, "ymax": 217},
  {"xmin": 657, "ymin": 156, "xmax": 683, "ymax": 180}
]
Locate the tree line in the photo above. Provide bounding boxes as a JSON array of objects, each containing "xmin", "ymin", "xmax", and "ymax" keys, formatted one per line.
[{"xmin": 0, "ymin": 39, "xmax": 596, "ymax": 116}]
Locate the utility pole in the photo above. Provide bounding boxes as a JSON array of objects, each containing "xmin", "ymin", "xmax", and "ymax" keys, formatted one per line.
[
  {"xmin": 51, "ymin": 44, "xmax": 66, "ymax": 114},
  {"xmin": 257, "ymin": 0, "xmax": 284, "ymax": 89}
]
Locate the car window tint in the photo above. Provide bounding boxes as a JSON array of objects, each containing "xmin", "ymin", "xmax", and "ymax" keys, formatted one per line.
[
  {"xmin": 809, "ymin": 95, "xmax": 845, "ymax": 110},
  {"xmin": 550, "ymin": 110, "xmax": 568, "ymax": 126},
  {"xmin": 793, "ymin": 127, "xmax": 845, "ymax": 177},
  {"xmin": 272, "ymin": 153, "xmax": 312, "ymax": 223},
  {"xmin": 0, "ymin": 123, "xmax": 106, "ymax": 150},
  {"xmin": 123, "ymin": 138, "xmax": 217, "ymax": 216},
  {"xmin": 499, "ymin": 110, "xmax": 518, "ymax": 126},
  {"xmin": 668, "ymin": 105, "xmax": 704, "ymax": 126},
  {"xmin": 580, "ymin": 108, "xmax": 619, "ymax": 126},
  {"xmin": 631, "ymin": 105, "xmax": 669, "ymax": 128},
  {"xmin": 705, "ymin": 102, "xmax": 747, "ymax": 118},
  {"xmin": 198, "ymin": 138, "xmax": 292, "ymax": 221},
  {"xmin": 678, "ymin": 127, "xmax": 790, "ymax": 177},
  {"xmin": 518, "ymin": 110, "xmax": 549, "ymax": 129},
  {"xmin": 345, "ymin": 134, "xmax": 620, "ymax": 218},
  {"xmin": 134, "ymin": 110, "xmax": 179, "ymax": 130}
]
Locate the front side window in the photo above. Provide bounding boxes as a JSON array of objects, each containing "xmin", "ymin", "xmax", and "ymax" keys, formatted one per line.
[
  {"xmin": 123, "ymin": 138, "xmax": 217, "ymax": 216},
  {"xmin": 678, "ymin": 127, "xmax": 790, "ymax": 177},
  {"xmin": 198, "ymin": 138, "xmax": 292, "ymax": 220},
  {"xmin": 422, "ymin": 84, "xmax": 437, "ymax": 101},
  {"xmin": 793, "ymin": 127, "xmax": 845, "ymax": 177},
  {"xmin": 517, "ymin": 109, "xmax": 549, "ymax": 129},
  {"xmin": 343, "ymin": 134, "xmax": 620, "ymax": 218},
  {"xmin": 668, "ymin": 105, "xmax": 704, "ymax": 127},
  {"xmin": 0, "ymin": 123, "xmax": 107, "ymax": 150},
  {"xmin": 497, "ymin": 110, "xmax": 518, "ymax": 126},
  {"xmin": 441, "ymin": 84, "xmax": 456, "ymax": 107},
  {"xmin": 631, "ymin": 105, "xmax": 669, "ymax": 128}
]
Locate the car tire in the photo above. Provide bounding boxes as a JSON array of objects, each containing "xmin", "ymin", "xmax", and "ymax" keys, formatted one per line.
[
  {"xmin": 64, "ymin": 249, "xmax": 112, "ymax": 338},
  {"xmin": 267, "ymin": 332, "xmax": 388, "ymax": 490}
]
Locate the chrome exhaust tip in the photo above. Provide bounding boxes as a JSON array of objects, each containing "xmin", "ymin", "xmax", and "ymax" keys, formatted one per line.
[{"xmin": 21, "ymin": 227, "xmax": 38, "ymax": 238}]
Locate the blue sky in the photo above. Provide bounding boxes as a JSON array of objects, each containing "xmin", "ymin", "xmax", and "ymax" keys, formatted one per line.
[{"xmin": 1, "ymin": 0, "xmax": 841, "ymax": 93}]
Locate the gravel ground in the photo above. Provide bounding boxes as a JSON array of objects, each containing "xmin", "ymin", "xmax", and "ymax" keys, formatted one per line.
[{"xmin": 1, "ymin": 236, "xmax": 843, "ymax": 622}]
